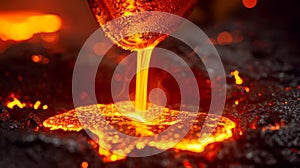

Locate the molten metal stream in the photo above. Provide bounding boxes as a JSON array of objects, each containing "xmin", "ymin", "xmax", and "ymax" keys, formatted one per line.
[
  {"xmin": 88, "ymin": 0, "xmax": 197, "ymax": 113},
  {"xmin": 43, "ymin": 0, "xmax": 236, "ymax": 162},
  {"xmin": 135, "ymin": 48, "xmax": 153, "ymax": 112}
]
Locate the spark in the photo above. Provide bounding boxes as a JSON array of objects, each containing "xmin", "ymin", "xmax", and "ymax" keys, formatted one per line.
[
  {"xmin": 31, "ymin": 54, "xmax": 50, "ymax": 64},
  {"xmin": 244, "ymin": 86, "xmax": 250, "ymax": 93},
  {"xmin": 231, "ymin": 70, "xmax": 244, "ymax": 85},
  {"xmin": 31, "ymin": 55, "xmax": 43, "ymax": 63},
  {"xmin": 81, "ymin": 161, "xmax": 89, "ymax": 168}
]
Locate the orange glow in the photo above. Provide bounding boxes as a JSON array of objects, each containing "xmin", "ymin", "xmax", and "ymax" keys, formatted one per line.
[
  {"xmin": 98, "ymin": 147, "xmax": 126, "ymax": 162},
  {"xmin": 244, "ymin": 86, "xmax": 250, "ymax": 93},
  {"xmin": 89, "ymin": 0, "xmax": 197, "ymax": 51},
  {"xmin": 33, "ymin": 101, "xmax": 41, "ymax": 110},
  {"xmin": 231, "ymin": 70, "xmax": 244, "ymax": 85},
  {"xmin": 262, "ymin": 120, "xmax": 284, "ymax": 131},
  {"xmin": 183, "ymin": 160, "xmax": 192, "ymax": 168},
  {"xmin": 43, "ymin": 101, "xmax": 236, "ymax": 162},
  {"xmin": 7, "ymin": 98, "xmax": 25, "ymax": 109},
  {"xmin": 81, "ymin": 161, "xmax": 89, "ymax": 168},
  {"xmin": 0, "ymin": 12, "xmax": 62, "ymax": 41},
  {"xmin": 235, "ymin": 100, "xmax": 239, "ymax": 105},
  {"xmin": 262, "ymin": 124, "xmax": 280, "ymax": 131},
  {"xmin": 31, "ymin": 54, "xmax": 50, "ymax": 64},
  {"xmin": 217, "ymin": 32, "xmax": 233, "ymax": 45},
  {"xmin": 90, "ymin": 0, "xmax": 198, "ymax": 120},
  {"xmin": 40, "ymin": 33, "xmax": 59, "ymax": 43},
  {"xmin": 242, "ymin": 0, "xmax": 257, "ymax": 9},
  {"xmin": 43, "ymin": 105, "xmax": 48, "ymax": 110},
  {"xmin": 31, "ymin": 55, "xmax": 42, "ymax": 63}
]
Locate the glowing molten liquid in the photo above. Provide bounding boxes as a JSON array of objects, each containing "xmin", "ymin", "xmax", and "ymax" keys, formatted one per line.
[
  {"xmin": 88, "ymin": 0, "xmax": 197, "ymax": 114},
  {"xmin": 135, "ymin": 48, "xmax": 153, "ymax": 112},
  {"xmin": 43, "ymin": 101, "xmax": 236, "ymax": 162},
  {"xmin": 44, "ymin": 0, "xmax": 237, "ymax": 162},
  {"xmin": 0, "ymin": 12, "xmax": 61, "ymax": 41},
  {"xmin": 88, "ymin": 0, "xmax": 197, "ymax": 51}
]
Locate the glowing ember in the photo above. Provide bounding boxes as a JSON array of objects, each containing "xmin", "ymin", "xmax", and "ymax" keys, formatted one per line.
[
  {"xmin": 244, "ymin": 86, "xmax": 250, "ymax": 93},
  {"xmin": 33, "ymin": 101, "xmax": 41, "ymax": 110},
  {"xmin": 217, "ymin": 31, "xmax": 233, "ymax": 45},
  {"xmin": 5, "ymin": 94, "xmax": 49, "ymax": 111},
  {"xmin": 242, "ymin": 0, "xmax": 257, "ymax": 9},
  {"xmin": 31, "ymin": 54, "xmax": 50, "ymax": 64},
  {"xmin": 31, "ymin": 55, "xmax": 42, "ymax": 63},
  {"xmin": 98, "ymin": 147, "xmax": 126, "ymax": 162},
  {"xmin": 7, "ymin": 98, "xmax": 25, "ymax": 109},
  {"xmin": 183, "ymin": 160, "xmax": 193, "ymax": 168},
  {"xmin": 262, "ymin": 120, "xmax": 285, "ymax": 131},
  {"xmin": 0, "ymin": 12, "xmax": 62, "ymax": 41},
  {"xmin": 43, "ymin": 101, "xmax": 236, "ymax": 162},
  {"xmin": 231, "ymin": 70, "xmax": 244, "ymax": 85},
  {"xmin": 42, "ymin": 105, "xmax": 48, "ymax": 110},
  {"xmin": 81, "ymin": 161, "xmax": 89, "ymax": 168},
  {"xmin": 210, "ymin": 30, "xmax": 244, "ymax": 45}
]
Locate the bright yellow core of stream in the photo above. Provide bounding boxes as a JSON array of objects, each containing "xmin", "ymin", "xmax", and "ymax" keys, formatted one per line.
[{"xmin": 135, "ymin": 47, "xmax": 153, "ymax": 114}]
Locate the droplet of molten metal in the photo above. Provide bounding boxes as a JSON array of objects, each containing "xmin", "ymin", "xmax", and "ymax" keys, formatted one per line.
[{"xmin": 231, "ymin": 70, "xmax": 244, "ymax": 85}]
